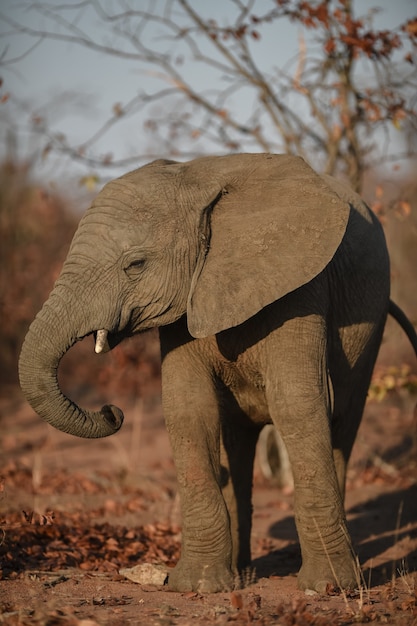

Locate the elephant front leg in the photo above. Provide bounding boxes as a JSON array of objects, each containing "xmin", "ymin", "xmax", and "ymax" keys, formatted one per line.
[
  {"xmin": 293, "ymin": 466, "xmax": 357, "ymax": 592},
  {"xmin": 266, "ymin": 317, "xmax": 359, "ymax": 593},
  {"xmin": 167, "ymin": 440, "xmax": 234, "ymax": 593},
  {"xmin": 161, "ymin": 346, "xmax": 234, "ymax": 592},
  {"xmin": 276, "ymin": 403, "xmax": 358, "ymax": 592}
]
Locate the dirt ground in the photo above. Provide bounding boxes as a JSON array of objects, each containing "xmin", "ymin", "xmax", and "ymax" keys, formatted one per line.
[{"xmin": 1, "ymin": 372, "xmax": 416, "ymax": 625}]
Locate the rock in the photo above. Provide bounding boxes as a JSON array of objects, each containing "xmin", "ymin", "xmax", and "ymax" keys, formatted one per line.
[{"xmin": 119, "ymin": 563, "xmax": 169, "ymax": 586}]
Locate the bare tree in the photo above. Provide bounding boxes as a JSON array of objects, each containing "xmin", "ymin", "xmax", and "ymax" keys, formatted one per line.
[{"xmin": 1, "ymin": 0, "xmax": 416, "ymax": 190}]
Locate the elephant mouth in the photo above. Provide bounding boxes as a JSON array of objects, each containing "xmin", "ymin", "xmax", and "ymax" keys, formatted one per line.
[
  {"xmin": 93, "ymin": 308, "xmax": 144, "ymax": 354},
  {"xmin": 93, "ymin": 328, "xmax": 126, "ymax": 354}
]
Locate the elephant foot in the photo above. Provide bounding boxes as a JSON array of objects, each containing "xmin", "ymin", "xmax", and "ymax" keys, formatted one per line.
[
  {"xmin": 298, "ymin": 553, "xmax": 359, "ymax": 594},
  {"xmin": 168, "ymin": 558, "xmax": 234, "ymax": 593}
]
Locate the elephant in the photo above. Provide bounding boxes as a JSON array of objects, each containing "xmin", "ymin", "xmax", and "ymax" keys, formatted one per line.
[{"xmin": 19, "ymin": 153, "xmax": 417, "ymax": 594}]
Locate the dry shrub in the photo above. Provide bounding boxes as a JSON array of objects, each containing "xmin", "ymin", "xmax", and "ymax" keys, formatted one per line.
[
  {"xmin": 0, "ymin": 160, "xmax": 78, "ymax": 385},
  {"xmin": 373, "ymin": 176, "xmax": 417, "ymax": 378}
]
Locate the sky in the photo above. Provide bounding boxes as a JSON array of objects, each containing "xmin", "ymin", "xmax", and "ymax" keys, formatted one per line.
[{"xmin": 0, "ymin": 0, "xmax": 416, "ymax": 190}]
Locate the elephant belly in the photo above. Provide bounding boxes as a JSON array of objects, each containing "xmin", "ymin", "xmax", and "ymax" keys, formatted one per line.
[{"xmin": 218, "ymin": 363, "xmax": 271, "ymax": 426}]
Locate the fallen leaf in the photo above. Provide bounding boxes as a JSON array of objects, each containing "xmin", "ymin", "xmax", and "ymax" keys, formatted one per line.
[{"xmin": 230, "ymin": 591, "xmax": 244, "ymax": 610}]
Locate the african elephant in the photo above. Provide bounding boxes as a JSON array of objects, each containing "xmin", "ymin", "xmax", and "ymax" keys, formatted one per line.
[{"xmin": 19, "ymin": 153, "xmax": 417, "ymax": 594}]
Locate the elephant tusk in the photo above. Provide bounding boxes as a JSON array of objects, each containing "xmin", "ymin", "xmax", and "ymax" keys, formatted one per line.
[{"xmin": 95, "ymin": 329, "xmax": 110, "ymax": 354}]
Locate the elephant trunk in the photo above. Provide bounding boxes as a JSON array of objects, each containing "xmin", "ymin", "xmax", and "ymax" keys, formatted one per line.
[{"xmin": 18, "ymin": 292, "xmax": 124, "ymax": 439}]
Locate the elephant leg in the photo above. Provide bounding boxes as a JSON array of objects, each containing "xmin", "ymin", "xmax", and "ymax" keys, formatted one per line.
[
  {"xmin": 219, "ymin": 401, "xmax": 261, "ymax": 578},
  {"xmin": 330, "ymin": 318, "xmax": 386, "ymax": 500},
  {"xmin": 160, "ymin": 331, "xmax": 234, "ymax": 593},
  {"xmin": 265, "ymin": 312, "xmax": 358, "ymax": 593}
]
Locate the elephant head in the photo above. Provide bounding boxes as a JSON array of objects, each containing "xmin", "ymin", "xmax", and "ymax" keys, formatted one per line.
[{"xmin": 19, "ymin": 154, "xmax": 349, "ymax": 438}]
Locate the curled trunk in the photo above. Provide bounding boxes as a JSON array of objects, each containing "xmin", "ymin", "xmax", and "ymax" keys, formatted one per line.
[{"xmin": 18, "ymin": 294, "xmax": 124, "ymax": 439}]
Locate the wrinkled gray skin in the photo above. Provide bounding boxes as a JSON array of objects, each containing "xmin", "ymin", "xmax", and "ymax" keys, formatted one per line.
[{"xmin": 20, "ymin": 153, "xmax": 406, "ymax": 593}]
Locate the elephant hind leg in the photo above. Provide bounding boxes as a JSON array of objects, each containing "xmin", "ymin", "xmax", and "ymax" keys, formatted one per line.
[
  {"xmin": 329, "ymin": 318, "xmax": 386, "ymax": 500},
  {"xmin": 220, "ymin": 401, "xmax": 261, "ymax": 577}
]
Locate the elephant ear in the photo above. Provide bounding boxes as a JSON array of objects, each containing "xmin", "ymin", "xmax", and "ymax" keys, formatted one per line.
[{"xmin": 185, "ymin": 154, "xmax": 350, "ymax": 338}]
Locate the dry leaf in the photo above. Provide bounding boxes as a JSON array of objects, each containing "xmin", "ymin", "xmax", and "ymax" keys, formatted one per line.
[{"xmin": 230, "ymin": 591, "xmax": 244, "ymax": 610}]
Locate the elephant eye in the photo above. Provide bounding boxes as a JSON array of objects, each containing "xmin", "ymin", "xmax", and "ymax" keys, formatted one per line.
[{"xmin": 125, "ymin": 259, "xmax": 145, "ymax": 278}]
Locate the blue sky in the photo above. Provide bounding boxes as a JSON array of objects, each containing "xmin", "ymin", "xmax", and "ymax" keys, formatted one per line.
[{"xmin": 0, "ymin": 0, "xmax": 415, "ymax": 187}]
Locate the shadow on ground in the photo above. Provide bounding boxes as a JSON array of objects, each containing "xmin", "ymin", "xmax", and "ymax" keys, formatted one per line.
[{"xmin": 253, "ymin": 484, "xmax": 417, "ymax": 586}]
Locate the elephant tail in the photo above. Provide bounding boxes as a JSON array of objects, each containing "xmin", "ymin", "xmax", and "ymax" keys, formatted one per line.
[{"xmin": 388, "ymin": 299, "xmax": 417, "ymax": 357}]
